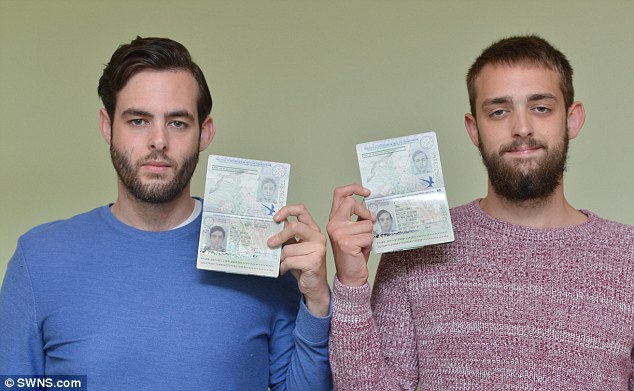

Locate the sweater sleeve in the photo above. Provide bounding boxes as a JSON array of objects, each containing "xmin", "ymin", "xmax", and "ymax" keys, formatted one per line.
[
  {"xmin": 0, "ymin": 244, "xmax": 45, "ymax": 373},
  {"xmin": 330, "ymin": 252, "xmax": 418, "ymax": 390},
  {"xmin": 269, "ymin": 289, "xmax": 332, "ymax": 391},
  {"xmin": 629, "ymin": 349, "xmax": 633, "ymax": 391}
]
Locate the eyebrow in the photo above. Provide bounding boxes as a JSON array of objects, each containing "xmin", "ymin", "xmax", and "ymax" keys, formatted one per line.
[
  {"xmin": 527, "ymin": 93, "xmax": 557, "ymax": 102},
  {"xmin": 166, "ymin": 110, "xmax": 195, "ymax": 120},
  {"xmin": 481, "ymin": 93, "xmax": 558, "ymax": 108},
  {"xmin": 121, "ymin": 108, "xmax": 152, "ymax": 117},
  {"xmin": 481, "ymin": 96, "xmax": 512, "ymax": 107},
  {"xmin": 121, "ymin": 108, "xmax": 195, "ymax": 120}
]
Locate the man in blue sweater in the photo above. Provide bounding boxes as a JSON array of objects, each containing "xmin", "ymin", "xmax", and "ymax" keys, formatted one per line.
[{"xmin": 0, "ymin": 37, "xmax": 332, "ymax": 390}]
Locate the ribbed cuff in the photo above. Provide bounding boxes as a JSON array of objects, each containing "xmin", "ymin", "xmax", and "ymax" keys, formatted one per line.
[
  {"xmin": 294, "ymin": 295, "xmax": 331, "ymax": 344},
  {"xmin": 332, "ymin": 276, "xmax": 373, "ymax": 322}
]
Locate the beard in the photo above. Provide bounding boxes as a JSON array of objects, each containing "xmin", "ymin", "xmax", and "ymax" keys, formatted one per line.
[
  {"xmin": 478, "ymin": 131, "xmax": 569, "ymax": 202},
  {"xmin": 110, "ymin": 144, "xmax": 199, "ymax": 204}
]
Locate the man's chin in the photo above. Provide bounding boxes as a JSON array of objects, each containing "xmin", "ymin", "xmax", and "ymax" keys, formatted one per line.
[
  {"xmin": 123, "ymin": 181, "xmax": 185, "ymax": 204},
  {"xmin": 140, "ymin": 171, "xmax": 174, "ymax": 181}
]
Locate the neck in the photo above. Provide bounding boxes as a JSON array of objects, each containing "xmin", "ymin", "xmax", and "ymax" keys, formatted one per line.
[
  {"xmin": 110, "ymin": 183, "xmax": 195, "ymax": 231},
  {"xmin": 480, "ymin": 182, "xmax": 587, "ymax": 229}
]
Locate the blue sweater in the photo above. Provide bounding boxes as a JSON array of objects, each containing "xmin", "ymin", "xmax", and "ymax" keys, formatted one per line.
[{"xmin": 0, "ymin": 206, "xmax": 332, "ymax": 390}]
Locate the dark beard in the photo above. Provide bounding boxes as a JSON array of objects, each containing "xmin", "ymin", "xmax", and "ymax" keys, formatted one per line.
[
  {"xmin": 478, "ymin": 132, "xmax": 569, "ymax": 202},
  {"xmin": 110, "ymin": 145, "xmax": 199, "ymax": 204}
]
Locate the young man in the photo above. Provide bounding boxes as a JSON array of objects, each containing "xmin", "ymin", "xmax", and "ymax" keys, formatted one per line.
[
  {"xmin": 0, "ymin": 37, "xmax": 332, "ymax": 390},
  {"xmin": 206, "ymin": 225, "xmax": 226, "ymax": 252},
  {"xmin": 327, "ymin": 35, "xmax": 634, "ymax": 390},
  {"xmin": 376, "ymin": 210, "xmax": 394, "ymax": 234},
  {"xmin": 259, "ymin": 177, "xmax": 278, "ymax": 204},
  {"xmin": 411, "ymin": 150, "xmax": 429, "ymax": 175}
]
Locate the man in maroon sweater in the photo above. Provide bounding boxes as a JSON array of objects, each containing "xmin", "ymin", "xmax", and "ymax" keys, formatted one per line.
[{"xmin": 327, "ymin": 35, "xmax": 634, "ymax": 390}]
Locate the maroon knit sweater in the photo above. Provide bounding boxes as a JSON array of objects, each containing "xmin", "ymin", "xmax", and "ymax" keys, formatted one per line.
[{"xmin": 330, "ymin": 200, "xmax": 634, "ymax": 390}]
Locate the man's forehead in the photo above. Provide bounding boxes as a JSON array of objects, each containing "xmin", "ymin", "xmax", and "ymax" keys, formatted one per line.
[
  {"xmin": 474, "ymin": 63, "xmax": 562, "ymax": 99},
  {"xmin": 114, "ymin": 70, "xmax": 199, "ymax": 114}
]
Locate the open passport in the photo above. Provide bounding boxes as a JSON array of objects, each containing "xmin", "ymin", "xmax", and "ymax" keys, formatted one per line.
[
  {"xmin": 196, "ymin": 155, "xmax": 289, "ymax": 277},
  {"xmin": 357, "ymin": 132, "xmax": 455, "ymax": 253}
]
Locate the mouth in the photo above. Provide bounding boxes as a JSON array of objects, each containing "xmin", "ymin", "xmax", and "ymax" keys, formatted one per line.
[
  {"xmin": 507, "ymin": 146, "xmax": 541, "ymax": 155},
  {"xmin": 501, "ymin": 141, "xmax": 544, "ymax": 157},
  {"xmin": 142, "ymin": 160, "xmax": 172, "ymax": 173}
]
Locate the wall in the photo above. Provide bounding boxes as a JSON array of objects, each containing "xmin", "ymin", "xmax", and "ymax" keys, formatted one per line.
[{"xmin": 1, "ymin": 0, "xmax": 633, "ymax": 285}]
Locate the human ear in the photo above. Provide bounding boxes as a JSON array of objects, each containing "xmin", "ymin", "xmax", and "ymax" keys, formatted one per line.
[
  {"xmin": 199, "ymin": 116, "xmax": 216, "ymax": 151},
  {"xmin": 566, "ymin": 101, "xmax": 586, "ymax": 140},
  {"xmin": 99, "ymin": 108, "xmax": 113, "ymax": 145},
  {"xmin": 464, "ymin": 113, "xmax": 480, "ymax": 147}
]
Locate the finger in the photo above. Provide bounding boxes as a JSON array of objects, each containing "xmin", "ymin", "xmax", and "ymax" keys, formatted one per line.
[
  {"xmin": 327, "ymin": 219, "xmax": 375, "ymax": 253},
  {"xmin": 357, "ymin": 199, "xmax": 376, "ymax": 222},
  {"xmin": 279, "ymin": 255, "xmax": 307, "ymax": 276},
  {"xmin": 268, "ymin": 220, "xmax": 326, "ymax": 248},
  {"xmin": 330, "ymin": 195, "xmax": 374, "ymax": 223},
  {"xmin": 273, "ymin": 204, "xmax": 320, "ymax": 232},
  {"xmin": 280, "ymin": 240, "xmax": 324, "ymax": 259},
  {"xmin": 333, "ymin": 232, "xmax": 375, "ymax": 254},
  {"xmin": 351, "ymin": 200, "xmax": 374, "ymax": 222},
  {"xmin": 328, "ymin": 218, "xmax": 375, "ymax": 237},
  {"xmin": 329, "ymin": 184, "xmax": 371, "ymax": 220},
  {"xmin": 279, "ymin": 253, "xmax": 325, "ymax": 278}
]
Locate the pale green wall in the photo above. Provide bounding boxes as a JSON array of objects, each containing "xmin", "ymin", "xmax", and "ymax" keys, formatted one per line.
[{"xmin": 2, "ymin": 0, "xmax": 633, "ymax": 286}]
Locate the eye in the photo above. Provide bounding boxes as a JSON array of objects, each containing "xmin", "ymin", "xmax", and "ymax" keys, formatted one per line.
[
  {"xmin": 170, "ymin": 120, "xmax": 187, "ymax": 129},
  {"xmin": 130, "ymin": 119, "xmax": 147, "ymax": 126},
  {"xmin": 533, "ymin": 106, "xmax": 550, "ymax": 113},
  {"xmin": 489, "ymin": 109, "xmax": 508, "ymax": 118}
]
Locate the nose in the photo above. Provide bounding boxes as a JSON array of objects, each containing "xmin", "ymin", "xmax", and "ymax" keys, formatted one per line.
[
  {"xmin": 512, "ymin": 110, "xmax": 533, "ymax": 138},
  {"xmin": 148, "ymin": 125, "xmax": 168, "ymax": 151}
]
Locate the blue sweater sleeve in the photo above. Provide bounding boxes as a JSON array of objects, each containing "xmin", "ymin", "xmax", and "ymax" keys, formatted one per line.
[
  {"xmin": 269, "ymin": 296, "xmax": 332, "ymax": 391},
  {"xmin": 0, "ymin": 244, "xmax": 45, "ymax": 373}
]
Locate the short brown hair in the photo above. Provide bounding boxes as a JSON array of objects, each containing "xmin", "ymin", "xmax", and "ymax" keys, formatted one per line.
[
  {"xmin": 97, "ymin": 36, "xmax": 212, "ymax": 127},
  {"xmin": 466, "ymin": 35, "xmax": 574, "ymax": 116}
]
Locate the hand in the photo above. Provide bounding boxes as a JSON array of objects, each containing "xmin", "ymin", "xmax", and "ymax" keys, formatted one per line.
[
  {"xmin": 326, "ymin": 184, "xmax": 374, "ymax": 287},
  {"xmin": 268, "ymin": 204, "xmax": 330, "ymax": 317}
]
